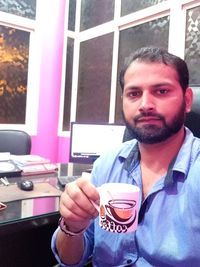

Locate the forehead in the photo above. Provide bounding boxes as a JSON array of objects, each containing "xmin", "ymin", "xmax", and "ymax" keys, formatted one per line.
[{"xmin": 124, "ymin": 61, "xmax": 179, "ymax": 83}]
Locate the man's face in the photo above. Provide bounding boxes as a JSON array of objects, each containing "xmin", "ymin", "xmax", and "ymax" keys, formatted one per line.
[{"xmin": 122, "ymin": 61, "xmax": 192, "ymax": 144}]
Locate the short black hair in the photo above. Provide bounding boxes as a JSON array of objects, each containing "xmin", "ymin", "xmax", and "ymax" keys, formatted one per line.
[{"xmin": 119, "ymin": 46, "xmax": 189, "ymax": 93}]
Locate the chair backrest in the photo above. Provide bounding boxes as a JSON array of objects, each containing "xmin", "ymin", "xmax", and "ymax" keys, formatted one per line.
[
  {"xmin": 122, "ymin": 127, "xmax": 135, "ymax": 142},
  {"xmin": 0, "ymin": 130, "xmax": 31, "ymax": 155},
  {"xmin": 123, "ymin": 87, "xmax": 200, "ymax": 141},
  {"xmin": 185, "ymin": 87, "xmax": 200, "ymax": 137}
]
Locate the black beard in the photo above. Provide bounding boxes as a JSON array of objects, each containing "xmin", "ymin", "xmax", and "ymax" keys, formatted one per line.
[{"xmin": 122, "ymin": 103, "xmax": 186, "ymax": 144}]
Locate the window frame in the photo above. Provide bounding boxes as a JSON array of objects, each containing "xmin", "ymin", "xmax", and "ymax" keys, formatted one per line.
[
  {"xmin": 58, "ymin": 0, "xmax": 200, "ymax": 137},
  {"xmin": 0, "ymin": 10, "xmax": 41, "ymax": 135}
]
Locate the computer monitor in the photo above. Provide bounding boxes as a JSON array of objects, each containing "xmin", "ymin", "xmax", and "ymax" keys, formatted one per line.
[{"xmin": 69, "ymin": 122, "xmax": 126, "ymax": 164}]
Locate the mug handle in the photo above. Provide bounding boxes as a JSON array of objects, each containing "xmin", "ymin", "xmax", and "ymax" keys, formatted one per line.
[
  {"xmin": 90, "ymin": 186, "xmax": 114, "ymax": 214},
  {"xmin": 105, "ymin": 204, "xmax": 112, "ymax": 216},
  {"xmin": 90, "ymin": 186, "xmax": 102, "ymax": 212},
  {"xmin": 90, "ymin": 199, "xmax": 100, "ymax": 212}
]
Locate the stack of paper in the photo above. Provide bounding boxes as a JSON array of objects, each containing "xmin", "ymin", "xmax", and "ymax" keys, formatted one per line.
[
  {"xmin": 11, "ymin": 155, "xmax": 50, "ymax": 166},
  {"xmin": 11, "ymin": 155, "xmax": 58, "ymax": 176},
  {"xmin": 0, "ymin": 153, "xmax": 22, "ymax": 177}
]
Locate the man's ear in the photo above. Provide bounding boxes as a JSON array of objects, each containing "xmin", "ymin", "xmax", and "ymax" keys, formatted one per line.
[{"xmin": 185, "ymin": 87, "xmax": 193, "ymax": 113}]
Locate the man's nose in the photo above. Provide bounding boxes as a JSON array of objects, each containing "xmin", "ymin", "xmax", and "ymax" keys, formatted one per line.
[{"xmin": 138, "ymin": 92, "xmax": 155, "ymax": 112}]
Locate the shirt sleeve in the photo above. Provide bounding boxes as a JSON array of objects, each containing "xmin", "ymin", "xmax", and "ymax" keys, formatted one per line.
[
  {"xmin": 50, "ymin": 165, "xmax": 100, "ymax": 266},
  {"xmin": 51, "ymin": 225, "xmax": 94, "ymax": 267}
]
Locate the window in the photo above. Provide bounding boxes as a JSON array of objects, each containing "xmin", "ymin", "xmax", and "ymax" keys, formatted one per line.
[
  {"xmin": 0, "ymin": 25, "xmax": 30, "ymax": 124},
  {"xmin": 68, "ymin": 0, "xmax": 76, "ymax": 31},
  {"xmin": 80, "ymin": 0, "xmax": 114, "ymax": 31},
  {"xmin": 121, "ymin": 0, "xmax": 166, "ymax": 16},
  {"xmin": 0, "ymin": 0, "xmax": 36, "ymax": 19},
  {"xmin": 0, "ymin": 0, "xmax": 40, "ymax": 134},
  {"xmin": 60, "ymin": 0, "xmax": 200, "ymax": 135},
  {"xmin": 76, "ymin": 33, "xmax": 113, "ymax": 123},
  {"xmin": 62, "ymin": 37, "xmax": 74, "ymax": 131},
  {"xmin": 185, "ymin": 5, "xmax": 200, "ymax": 86}
]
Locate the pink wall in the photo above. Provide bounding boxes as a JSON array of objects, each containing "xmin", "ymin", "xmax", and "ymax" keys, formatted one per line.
[
  {"xmin": 57, "ymin": 136, "xmax": 70, "ymax": 163},
  {"xmin": 31, "ymin": 0, "xmax": 70, "ymax": 163}
]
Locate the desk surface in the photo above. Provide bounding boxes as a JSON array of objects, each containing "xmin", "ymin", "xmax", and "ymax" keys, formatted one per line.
[
  {"xmin": 0, "ymin": 163, "xmax": 92, "ymax": 267},
  {"xmin": 0, "ymin": 171, "xmax": 63, "ymax": 267},
  {"xmin": 0, "ymin": 162, "xmax": 91, "ymax": 226},
  {"xmin": 0, "ymin": 171, "xmax": 61, "ymax": 226}
]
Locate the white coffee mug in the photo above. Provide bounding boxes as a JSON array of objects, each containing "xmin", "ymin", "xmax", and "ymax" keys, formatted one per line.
[{"xmin": 92, "ymin": 183, "xmax": 140, "ymax": 234}]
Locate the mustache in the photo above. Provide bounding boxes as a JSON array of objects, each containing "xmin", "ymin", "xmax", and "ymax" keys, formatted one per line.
[{"xmin": 134, "ymin": 112, "xmax": 165, "ymax": 121}]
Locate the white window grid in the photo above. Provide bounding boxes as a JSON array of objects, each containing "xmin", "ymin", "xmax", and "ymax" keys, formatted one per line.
[
  {"xmin": 58, "ymin": 0, "xmax": 200, "ymax": 136},
  {"xmin": 0, "ymin": 1, "xmax": 47, "ymax": 135}
]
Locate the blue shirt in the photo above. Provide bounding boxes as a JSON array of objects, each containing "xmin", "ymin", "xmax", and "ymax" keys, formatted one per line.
[{"xmin": 51, "ymin": 128, "xmax": 200, "ymax": 266}]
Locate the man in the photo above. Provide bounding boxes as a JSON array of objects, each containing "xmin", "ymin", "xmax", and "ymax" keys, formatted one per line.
[{"xmin": 51, "ymin": 47, "xmax": 200, "ymax": 266}]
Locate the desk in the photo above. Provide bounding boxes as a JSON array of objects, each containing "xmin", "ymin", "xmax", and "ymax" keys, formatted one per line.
[{"xmin": 0, "ymin": 172, "xmax": 62, "ymax": 267}]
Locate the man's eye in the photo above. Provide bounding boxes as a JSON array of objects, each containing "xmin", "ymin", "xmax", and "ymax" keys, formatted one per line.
[
  {"xmin": 157, "ymin": 89, "xmax": 168, "ymax": 94},
  {"xmin": 127, "ymin": 91, "xmax": 141, "ymax": 97}
]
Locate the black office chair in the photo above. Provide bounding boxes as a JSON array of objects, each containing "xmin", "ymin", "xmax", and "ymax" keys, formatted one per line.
[
  {"xmin": 0, "ymin": 129, "xmax": 31, "ymax": 154},
  {"xmin": 123, "ymin": 87, "xmax": 200, "ymax": 141},
  {"xmin": 185, "ymin": 87, "xmax": 200, "ymax": 138},
  {"xmin": 123, "ymin": 126, "xmax": 135, "ymax": 142}
]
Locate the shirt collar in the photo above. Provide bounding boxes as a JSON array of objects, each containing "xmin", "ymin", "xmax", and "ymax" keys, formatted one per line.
[
  {"xmin": 120, "ymin": 141, "xmax": 140, "ymax": 173},
  {"xmin": 119, "ymin": 127, "xmax": 197, "ymax": 186},
  {"xmin": 164, "ymin": 128, "xmax": 198, "ymax": 185}
]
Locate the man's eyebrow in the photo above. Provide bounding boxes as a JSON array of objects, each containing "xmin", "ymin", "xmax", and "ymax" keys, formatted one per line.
[
  {"xmin": 152, "ymin": 83, "xmax": 174, "ymax": 88},
  {"xmin": 125, "ymin": 83, "xmax": 173, "ymax": 90},
  {"xmin": 124, "ymin": 85, "xmax": 141, "ymax": 90}
]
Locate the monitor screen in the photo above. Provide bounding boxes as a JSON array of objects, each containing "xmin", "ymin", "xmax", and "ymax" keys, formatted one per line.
[{"xmin": 69, "ymin": 123, "xmax": 126, "ymax": 164}]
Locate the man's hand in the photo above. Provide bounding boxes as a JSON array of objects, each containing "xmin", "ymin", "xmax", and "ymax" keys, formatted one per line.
[{"xmin": 59, "ymin": 177, "xmax": 99, "ymax": 233}]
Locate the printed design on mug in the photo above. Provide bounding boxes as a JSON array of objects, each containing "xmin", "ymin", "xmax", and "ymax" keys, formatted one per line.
[{"xmin": 99, "ymin": 199, "xmax": 137, "ymax": 233}]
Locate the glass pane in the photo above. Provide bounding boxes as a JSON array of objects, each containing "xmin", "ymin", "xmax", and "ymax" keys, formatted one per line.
[
  {"xmin": 115, "ymin": 16, "xmax": 169, "ymax": 123},
  {"xmin": 80, "ymin": 0, "xmax": 114, "ymax": 31},
  {"xmin": 68, "ymin": 0, "xmax": 76, "ymax": 31},
  {"xmin": 62, "ymin": 38, "xmax": 74, "ymax": 131},
  {"xmin": 0, "ymin": 25, "xmax": 30, "ymax": 124},
  {"xmin": 185, "ymin": 6, "xmax": 200, "ymax": 86},
  {"xmin": 0, "ymin": 0, "xmax": 36, "ymax": 20},
  {"xmin": 121, "ymin": 0, "xmax": 166, "ymax": 16},
  {"xmin": 76, "ymin": 33, "xmax": 113, "ymax": 123}
]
